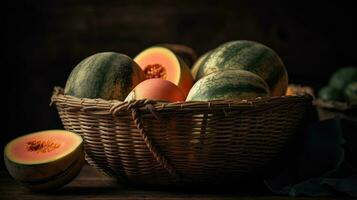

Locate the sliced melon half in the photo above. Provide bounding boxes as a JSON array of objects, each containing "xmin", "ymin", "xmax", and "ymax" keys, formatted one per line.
[{"xmin": 4, "ymin": 130, "xmax": 84, "ymax": 191}]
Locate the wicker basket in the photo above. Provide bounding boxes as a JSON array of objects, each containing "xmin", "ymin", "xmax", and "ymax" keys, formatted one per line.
[{"xmin": 51, "ymin": 87, "xmax": 312, "ymax": 186}]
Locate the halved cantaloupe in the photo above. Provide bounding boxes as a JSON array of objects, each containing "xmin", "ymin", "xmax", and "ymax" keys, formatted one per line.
[
  {"xmin": 125, "ymin": 78, "xmax": 185, "ymax": 102},
  {"xmin": 4, "ymin": 130, "xmax": 84, "ymax": 191},
  {"xmin": 134, "ymin": 46, "xmax": 194, "ymax": 97}
]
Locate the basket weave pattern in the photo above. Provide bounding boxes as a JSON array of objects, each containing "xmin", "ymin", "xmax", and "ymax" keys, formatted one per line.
[{"xmin": 51, "ymin": 87, "xmax": 312, "ymax": 185}]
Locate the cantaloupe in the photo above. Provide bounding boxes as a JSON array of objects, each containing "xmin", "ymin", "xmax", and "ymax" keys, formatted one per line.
[
  {"xmin": 4, "ymin": 130, "xmax": 84, "ymax": 191},
  {"xmin": 125, "ymin": 78, "xmax": 185, "ymax": 102},
  {"xmin": 134, "ymin": 46, "xmax": 194, "ymax": 97}
]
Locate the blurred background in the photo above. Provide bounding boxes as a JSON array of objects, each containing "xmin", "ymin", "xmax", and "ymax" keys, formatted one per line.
[{"xmin": 2, "ymin": 0, "xmax": 357, "ymax": 169}]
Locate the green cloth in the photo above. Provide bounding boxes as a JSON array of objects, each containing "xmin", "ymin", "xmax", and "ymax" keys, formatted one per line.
[{"xmin": 264, "ymin": 118, "xmax": 357, "ymax": 197}]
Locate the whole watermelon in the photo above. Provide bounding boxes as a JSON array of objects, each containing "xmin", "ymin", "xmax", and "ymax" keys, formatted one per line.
[
  {"xmin": 64, "ymin": 52, "xmax": 145, "ymax": 100},
  {"xmin": 195, "ymin": 40, "xmax": 288, "ymax": 96},
  {"xmin": 186, "ymin": 69, "xmax": 269, "ymax": 101}
]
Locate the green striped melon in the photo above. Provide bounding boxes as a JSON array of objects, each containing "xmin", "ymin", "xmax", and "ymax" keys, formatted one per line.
[
  {"xmin": 196, "ymin": 40, "xmax": 288, "ymax": 96},
  {"xmin": 64, "ymin": 52, "xmax": 146, "ymax": 100},
  {"xmin": 186, "ymin": 70, "xmax": 269, "ymax": 101}
]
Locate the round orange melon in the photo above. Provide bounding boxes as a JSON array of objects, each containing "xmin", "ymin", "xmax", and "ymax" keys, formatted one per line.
[
  {"xmin": 134, "ymin": 46, "xmax": 194, "ymax": 97},
  {"xmin": 125, "ymin": 78, "xmax": 185, "ymax": 102}
]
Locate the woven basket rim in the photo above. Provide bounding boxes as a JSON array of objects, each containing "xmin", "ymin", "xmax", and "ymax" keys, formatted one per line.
[{"xmin": 51, "ymin": 86, "xmax": 313, "ymax": 111}]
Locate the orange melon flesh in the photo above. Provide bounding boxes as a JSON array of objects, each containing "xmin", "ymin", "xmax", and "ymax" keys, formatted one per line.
[
  {"xmin": 134, "ymin": 46, "xmax": 193, "ymax": 97},
  {"xmin": 5, "ymin": 130, "xmax": 82, "ymax": 165}
]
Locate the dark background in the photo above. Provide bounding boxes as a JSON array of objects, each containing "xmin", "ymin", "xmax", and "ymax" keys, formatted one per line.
[{"xmin": 2, "ymin": 0, "xmax": 357, "ymax": 169}]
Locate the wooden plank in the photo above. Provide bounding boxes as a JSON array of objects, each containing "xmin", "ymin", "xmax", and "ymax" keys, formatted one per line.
[{"xmin": 0, "ymin": 164, "xmax": 352, "ymax": 200}]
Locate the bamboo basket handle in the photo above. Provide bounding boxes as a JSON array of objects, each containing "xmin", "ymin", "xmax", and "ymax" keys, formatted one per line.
[{"xmin": 110, "ymin": 100, "xmax": 180, "ymax": 180}]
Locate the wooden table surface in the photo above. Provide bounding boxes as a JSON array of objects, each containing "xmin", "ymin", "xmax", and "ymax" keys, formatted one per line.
[{"xmin": 0, "ymin": 164, "xmax": 353, "ymax": 200}]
